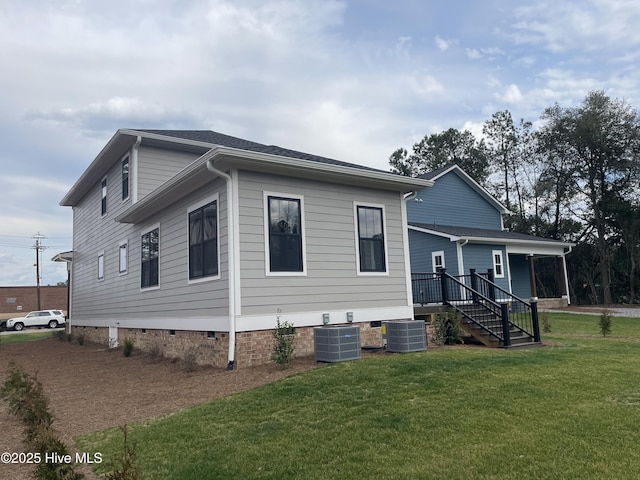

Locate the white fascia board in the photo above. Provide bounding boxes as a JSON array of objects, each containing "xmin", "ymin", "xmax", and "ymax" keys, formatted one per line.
[
  {"xmin": 407, "ymin": 225, "xmax": 574, "ymax": 253},
  {"xmin": 117, "ymin": 146, "xmax": 433, "ymax": 223}
]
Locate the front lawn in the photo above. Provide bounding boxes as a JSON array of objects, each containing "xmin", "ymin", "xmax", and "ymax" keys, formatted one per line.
[
  {"xmin": 0, "ymin": 330, "xmax": 57, "ymax": 345},
  {"xmin": 76, "ymin": 313, "xmax": 640, "ymax": 479}
]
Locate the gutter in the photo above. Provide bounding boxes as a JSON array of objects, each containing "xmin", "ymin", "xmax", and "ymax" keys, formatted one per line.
[{"xmin": 205, "ymin": 157, "xmax": 237, "ymax": 370}]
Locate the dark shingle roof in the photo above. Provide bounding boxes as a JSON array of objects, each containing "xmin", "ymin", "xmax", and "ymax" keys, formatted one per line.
[
  {"xmin": 409, "ymin": 223, "xmax": 566, "ymax": 244},
  {"xmin": 416, "ymin": 164, "xmax": 452, "ymax": 180},
  {"xmin": 136, "ymin": 129, "xmax": 385, "ymax": 173}
]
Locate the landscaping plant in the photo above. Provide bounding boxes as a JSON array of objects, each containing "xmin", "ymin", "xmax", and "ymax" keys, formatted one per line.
[
  {"xmin": 123, "ymin": 338, "xmax": 135, "ymax": 357},
  {"xmin": 1, "ymin": 363, "xmax": 83, "ymax": 480},
  {"xmin": 599, "ymin": 311, "xmax": 613, "ymax": 337},
  {"xmin": 431, "ymin": 308, "xmax": 462, "ymax": 345},
  {"xmin": 271, "ymin": 313, "xmax": 295, "ymax": 368},
  {"xmin": 103, "ymin": 425, "xmax": 144, "ymax": 480}
]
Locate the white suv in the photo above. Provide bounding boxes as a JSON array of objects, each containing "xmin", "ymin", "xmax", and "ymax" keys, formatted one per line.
[{"xmin": 5, "ymin": 310, "xmax": 66, "ymax": 331}]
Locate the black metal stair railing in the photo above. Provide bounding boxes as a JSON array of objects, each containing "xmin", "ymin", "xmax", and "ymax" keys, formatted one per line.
[
  {"xmin": 437, "ymin": 269, "xmax": 511, "ymax": 345},
  {"xmin": 469, "ymin": 269, "xmax": 541, "ymax": 343}
]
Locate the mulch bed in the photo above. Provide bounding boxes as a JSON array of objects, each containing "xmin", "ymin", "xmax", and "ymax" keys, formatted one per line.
[{"xmin": 0, "ymin": 337, "xmax": 322, "ymax": 480}]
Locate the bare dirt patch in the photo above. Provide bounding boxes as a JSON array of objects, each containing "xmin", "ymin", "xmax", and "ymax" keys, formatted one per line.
[{"xmin": 0, "ymin": 336, "xmax": 321, "ymax": 480}]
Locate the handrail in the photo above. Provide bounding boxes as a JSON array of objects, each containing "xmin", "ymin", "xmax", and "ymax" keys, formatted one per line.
[
  {"xmin": 439, "ymin": 270, "xmax": 509, "ymax": 344},
  {"xmin": 471, "ymin": 270, "xmax": 540, "ymax": 343}
]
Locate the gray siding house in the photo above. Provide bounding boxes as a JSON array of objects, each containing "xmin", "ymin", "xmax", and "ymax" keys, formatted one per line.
[
  {"xmin": 407, "ymin": 165, "xmax": 574, "ymax": 306},
  {"xmin": 61, "ymin": 129, "xmax": 431, "ymax": 368}
]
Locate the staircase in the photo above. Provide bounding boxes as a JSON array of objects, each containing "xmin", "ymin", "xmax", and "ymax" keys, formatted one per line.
[
  {"xmin": 413, "ymin": 268, "xmax": 542, "ymax": 349},
  {"xmin": 456, "ymin": 303, "xmax": 540, "ymax": 349}
]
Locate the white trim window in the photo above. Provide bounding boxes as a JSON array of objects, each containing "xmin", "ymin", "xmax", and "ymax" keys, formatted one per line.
[
  {"xmin": 97, "ymin": 252, "xmax": 105, "ymax": 281},
  {"xmin": 492, "ymin": 249, "xmax": 505, "ymax": 278},
  {"xmin": 188, "ymin": 194, "xmax": 220, "ymax": 282},
  {"xmin": 432, "ymin": 250, "xmax": 445, "ymax": 271},
  {"xmin": 118, "ymin": 240, "xmax": 128, "ymax": 275},
  {"xmin": 264, "ymin": 192, "xmax": 306, "ymax": 276},
  {"xmin": 101, "ymin": 177, "xmax": 107, "ymax": 216},
  {"xmin": 121, "ymin": 155, "xmax": 130, "ymax": 202},
  {"xmin": 141, "ymin": 226, "xmax": 160, "ymax": 289},
  {"xmin": 354, "ymin": 202, "xmax": 389, "ymax": 275}
]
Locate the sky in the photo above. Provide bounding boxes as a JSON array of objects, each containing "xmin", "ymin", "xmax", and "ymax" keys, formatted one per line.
[{"xmin": 1, "ymin": 0, "xmax": 639, "ymax": 286}]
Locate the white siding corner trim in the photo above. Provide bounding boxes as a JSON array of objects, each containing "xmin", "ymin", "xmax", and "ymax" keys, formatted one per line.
[{"xmin": 263, "ymin": 191, "xmax": 307, "ymax": 277}]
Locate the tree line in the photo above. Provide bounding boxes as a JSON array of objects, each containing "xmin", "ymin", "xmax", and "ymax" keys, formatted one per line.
[{"xmin": 390, "ymin": 91, "xmax": 640, "ymax": 305}]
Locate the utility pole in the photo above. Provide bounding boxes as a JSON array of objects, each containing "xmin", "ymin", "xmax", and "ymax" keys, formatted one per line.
[{"xmin": 33, "ymin": 232, "xmax": 47, "ymax": 310}]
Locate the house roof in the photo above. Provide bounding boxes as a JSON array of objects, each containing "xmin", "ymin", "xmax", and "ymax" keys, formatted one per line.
[
  {"xmin": 61, "ymin": 129, "xmax": 433, "ymax": 216},
  {"xmin": 409, "ymin": 222, "xmax": 574, "ymax": 253},
  {"xmin": 417, "ymin": 164, "xmax": 511, "ymax": 215},
  {"xmin": 137, "ymin": 129, "xmax": 382, "ymax": 172}
]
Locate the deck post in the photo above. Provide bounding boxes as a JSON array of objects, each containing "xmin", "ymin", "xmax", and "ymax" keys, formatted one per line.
[
  {"xmin": 531, "ymin": 300, "xmax": 541, "ymax": 343},
  {"xmin": 470, "ymin": 268, "xmax": 479, "ymax": 303},
  {"xmin": 439, "ymin": 268, "xmax": 449, "ymax": 304},
  {"xmin": 500, "ymin": 302, "xmax": 511, "ymax": 347}
]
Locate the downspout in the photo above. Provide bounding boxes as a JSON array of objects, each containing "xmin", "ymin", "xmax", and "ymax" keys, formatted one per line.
[
  {"xmin": 402, "ymin": 192, "xmax": 417, "ymax": 309},
  {"xmin": 562, "ymin": 245, "xmax": 573, "ymax": 305},
  {"xmin": 132, "ymin": 136, "xmax": 142, "ymax": 203},
  {"xmin": 206, "ymin": 158, "xmax": 236, "ymax": 370}
]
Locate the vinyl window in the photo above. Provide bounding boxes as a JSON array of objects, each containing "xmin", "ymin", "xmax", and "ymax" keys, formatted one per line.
[
  {"xmin": 141, "ymin": 227, "xmax": 159, "ymax": 288},
  {"xmin": 492, "ymin": 250, "xmax": 504, "ymax": 278},
  {"xmin": 265, "ymin": 194, "xmax": 305, "ymax": 274},
  {"xmin": 356, "ymin": 204, "xmax": 387, "ymax": 273},
  {"xmin": 121, "ymin": 156, "xmax": 130, "ymax": 201},
  {"xmin": 189, "ymin": 200, "xmax": 219, "ymax": 280}
]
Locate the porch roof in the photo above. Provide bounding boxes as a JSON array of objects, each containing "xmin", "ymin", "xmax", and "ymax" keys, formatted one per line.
[{"xmin": 409, "ymin": 223, "xmax": 574, "ymax": 255}]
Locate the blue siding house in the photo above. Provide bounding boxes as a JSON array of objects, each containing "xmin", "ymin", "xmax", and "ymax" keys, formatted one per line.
[{"xmin": 407, "ymin": 165, "xmax": 574, "ymax": 307}]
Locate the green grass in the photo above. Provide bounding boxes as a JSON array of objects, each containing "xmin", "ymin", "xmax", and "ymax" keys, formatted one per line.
[
  {"xmin": 77, "ymin": 313, "xmax": 640, "ymax": 480},
  {"xmin": 0, "ymin": 330, "xmax": 57, "ymax": 345}
]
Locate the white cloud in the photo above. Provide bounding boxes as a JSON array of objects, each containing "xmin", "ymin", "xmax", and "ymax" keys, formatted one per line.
[
  {"xmin": 435, "ymin": 35, "xmax": 451, "ymax": 51},
  {"xmin": 466, "ymin": 48, "xmax": 482, "ymax": 59},
  {"xmin": 495, "ymin": 84, "xmax": 524, "ymax": 105}
]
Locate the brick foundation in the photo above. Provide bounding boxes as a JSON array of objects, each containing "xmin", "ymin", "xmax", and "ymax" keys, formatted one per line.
[{"xmin": 72, "ymin": 320, "xmax": 427, "ymax": 369}]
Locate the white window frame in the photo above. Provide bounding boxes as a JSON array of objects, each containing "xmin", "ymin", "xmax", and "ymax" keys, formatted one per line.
[
  {"xmin": 492, "ymin": 249, "xmax": 505, "ymax": 278},
  {"xmin": 97, "ymin": 251, "xmax": 105, "ymax": 281},
  {"xmin": 263, "ymin": 191, "xmax": 307, "ymax": 277},
  {"xmin": 118, "ymin": 239, "xmax": 128, "ymax": 275},
  {"xmin": 140, "ymin": 223, "xmax": 160, "ymax": 291},
  {"xmin": 121, "ymin": 154, "xmax": 130, "ymax": 203},
  {"xmin": 432, "ymin": 250, "xmax": 445, "ymax": 271},
  {"xmin": 101, "ymin": 176, "xmax": 108, "ymax": 217},
  {"xmin": 187, "ymin": 193, "xmax": 221, "ymax": 284},
  {"xmin": 354, "ymin": 202, "xmax": 389, "ymax": 276}
]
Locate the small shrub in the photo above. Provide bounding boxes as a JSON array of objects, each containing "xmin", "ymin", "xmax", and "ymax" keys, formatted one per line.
[
  {"xmin": 431, "ymin": 309, "xmax": 462, "ymax": 346},
  {"xmin": 599, "ymin": 311, "xmax": 613, "ymax": 337},
  {"xmin": 77, "ymin": 334, "xmax": 85, "ymax": 346},
  {"xmin": 66, "ymin": 333, "xmax": 74, "ymax": 343},
  {"xmin": 183, "ymin": 352, "xmax": 198, "ymax": 372},
  {"xmin": 148, "ymin": 341, "xmax": 163, "ymax": 362},
  {"xmin": 56, "ymin": 329, "xmax": 66, "ymax": 341},
  {"xmin": 541, "ymin": 313, "xmax": 552, "ymax": 333},
  {"xmin": 103, "ymin": 425, "xmax": 143, "ymax": 480},
  {"xmin": 271, "ymin": 313, "xmax": 295, "ymax": 369},
  {"xmin": 1, "ymin": 363, "xmax": 84, "ymax": 480},
  {"xmin": 123, "ymin": 338, "xmax": 135, "ymax": 357}
]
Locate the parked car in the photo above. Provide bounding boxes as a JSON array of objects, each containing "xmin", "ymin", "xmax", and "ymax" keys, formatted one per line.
[{"xmin": 4, "ymin": 310, "xmax": 66, "ymax": 331}]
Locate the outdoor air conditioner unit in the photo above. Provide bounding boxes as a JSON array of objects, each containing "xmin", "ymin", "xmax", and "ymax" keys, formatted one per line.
[
  {"xmin": 314, "ymin": 325, "xmax": 361, "ymax": 363},
  {"xmin": 384, "ymin": 320, "xmax": 427, "ymax": 353}
]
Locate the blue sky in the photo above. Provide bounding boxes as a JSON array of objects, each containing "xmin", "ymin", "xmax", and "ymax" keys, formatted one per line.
[{"xmin": 1, "ymin": 0, "xmax": 639, "ymax": 286}]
